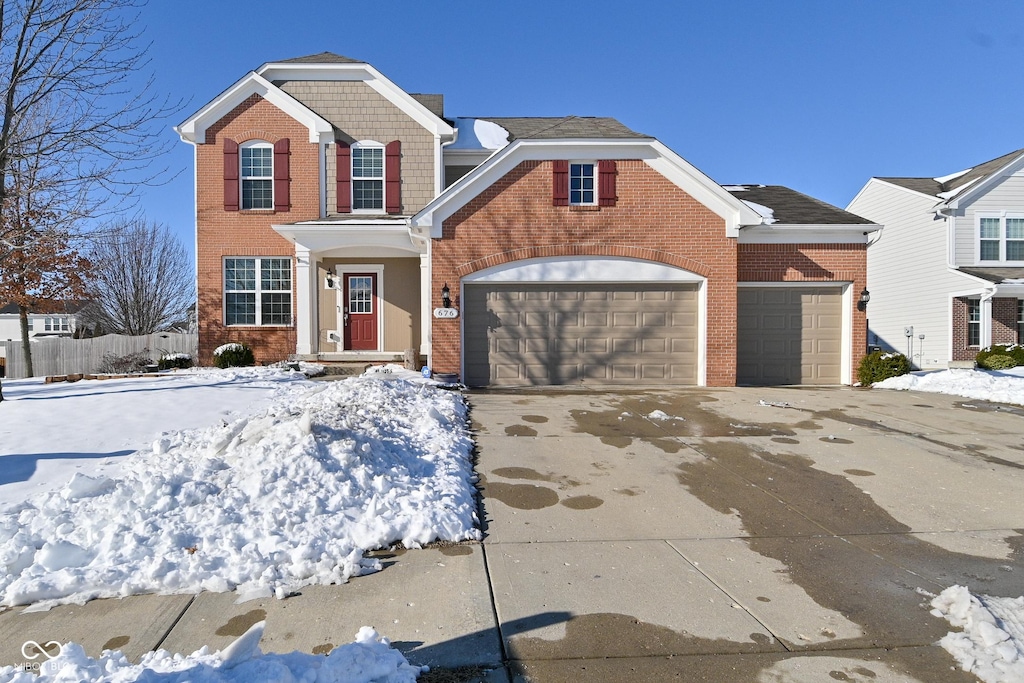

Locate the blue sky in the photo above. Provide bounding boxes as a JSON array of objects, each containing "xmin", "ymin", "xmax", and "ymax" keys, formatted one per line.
[{"xmin": 140, "ymin": 0, "xmax": 1024, "ymax": 253}]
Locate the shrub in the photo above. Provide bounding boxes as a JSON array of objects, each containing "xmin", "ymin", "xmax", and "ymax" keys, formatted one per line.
[
  {"xmin": 158, "ymin": 353, "xmax": 193, "ymax": 371},
  {"xmin": 97, "ymin": 349, "xmax": 153, "ymax": 374},
  {"xmin": 213, "ymin": 343, "xmax": 255, "ymax": 369},
  {"xmin": 857, "ymin": 350, "xmax": 912, "ymax": 385},
  {"xmin": 979, "ymin": 354, "xmax": 1016, "ymax": 370},
  {"xmin": 976, "ymin": 344, "xmax": 1024, "ymax": 368}
]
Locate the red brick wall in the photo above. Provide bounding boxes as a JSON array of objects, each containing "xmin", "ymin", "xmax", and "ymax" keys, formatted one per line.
[
  {"xmin": 992, "ymin": 297, "xmax": 1018, "ymax": 346},
  {"xmin": 196, "ymin": 95, "xmax": 320, "ymax": 365},
  {"xmin": 951, "ymin": 297, "xmax": 972, "ymax": 361},
  {"xmin": 737, "ymin": 243, "xmax": 869, "ymax": 370},
  {"xmin": 431, "ymin": 160, "xmax": 738, "ymax": 386}
]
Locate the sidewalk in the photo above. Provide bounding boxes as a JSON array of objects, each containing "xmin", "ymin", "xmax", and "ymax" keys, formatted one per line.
[{"xmin": 4, "ymin": 385, "xmax": 1023, "ymax": 681}]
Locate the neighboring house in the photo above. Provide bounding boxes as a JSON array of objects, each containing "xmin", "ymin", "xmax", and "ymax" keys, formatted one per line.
[
  {"xmin": 848, "ymin": 148, "xmax": 1024, "ymax": 368},
  {"xmin": 0, "ymin": 302, "xmax": 82, "ymax": 375},
  {"xmin": 176, "ymin": 52, "xmax": 878, "ymax": 386}
]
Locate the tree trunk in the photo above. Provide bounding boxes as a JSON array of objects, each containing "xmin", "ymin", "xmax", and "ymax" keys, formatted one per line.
[{"xmin": 19, "ymin": 305, "xmax": 34, "ymax": 377}]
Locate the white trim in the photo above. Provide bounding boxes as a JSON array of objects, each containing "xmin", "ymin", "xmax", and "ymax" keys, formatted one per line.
[
  {"xmin": 420, "ymin": 252, "xmax": 432, "ymax": 359},
  {"xmin": 738, "ymin": 225, "xmax": 878, "ymax": 244},
  {"xmin": 337, "ymin": 264, "xmax": 385, "ymax": 352},
  {"xmin": 175, "ymin": 72, "xmax": 334, "ymax": 144},
  {"xmin": 462, "ymin": 256, "xmax": 705, "ymax": 283},
  {"xmin": 350, "ymin": 140, "xmax": 386, "ymax": 214},
  {"xmin": 847, "ymin": 177, "xmax": 939, "ymax": 209},
  {"xmin": 946, "ymin": 151, "xmax": 1024, "ymax": 209},
  {"xmin": 411, "ymin": 138, "xmax": 762, "ymax": 240},
  {"xmin": 222, "ymin": 256, "xmax": 294, "ymax": 328},
  {"xmin": 737, "ymin": 281, "xmax": 853, "ymax": 385},
  {"xmin": 273, "ymin": 220, "xmax": 424, "ymax": 256},
  {"xmin": 239, "ymin": 140, "xmax": 274, "ymax": 210},
  {"xmin": 255, "ymin": 62, "xmax": 454, "ymax": 139},
  {"xmin": 295, "ymin": 247, "xmax": 313, "ymax": 354},
  {"xmin": 568, "ymin": 161, "xmax": 597, "ymax": 206},
  {"xmin": 973, "ymin": 211, "xmax": 1024, "ymax": 266}
]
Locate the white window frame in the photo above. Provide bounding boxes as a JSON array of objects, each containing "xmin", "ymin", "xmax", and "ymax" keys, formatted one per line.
[
  {"xmin": 967, "ymin": 298, "xmax": 981, "ymax": 347},
  {"xmin": 975, "ymin": 211, "xmax": 1024, "ymax": 264},
  {"xmin": 351, "ymin": 141, "xmax": 385, "ymax": 213},
  {"xmin": 1018, "ymin": 299, "xmax": 1024, "ymax": 344},
  {"xmin": 44, "ymin": 317, "xmax": 69, "ymax": 332},
  {"xmin": 240, "ymin": 141, "xmax": 274, "ymax": 210},
  {"xmin": 569, "ymin": 161, "xmax": 597, "ymax": 206},
  {"xmin": 223, "ymin": 257, "xmax": 293, "ymax": 327}
]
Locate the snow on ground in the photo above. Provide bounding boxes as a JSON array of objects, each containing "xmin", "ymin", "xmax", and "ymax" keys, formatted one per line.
[
  {"xmin": 0, "ymin": 367, "xmax": 315, "ymax": 507},
  {"xmin": 0, "ymin": 621, "xmax": 421, "ymax": 682},
  {"xmin": 931, "ymin": 585, "xmax": 1024, "ymax": 682},
  {"xmin": 874, "ymin": 366, "xmax": 1024, "ymax": 406},
  {"xmin": 0, "ymin": 366, "xmax": 480, "ymax": 609}
]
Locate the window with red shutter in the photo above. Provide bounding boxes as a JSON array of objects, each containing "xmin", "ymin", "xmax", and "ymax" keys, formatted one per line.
[
  {"xmin": 273, "ymin": 138, "xmax": 290, "ymax": 212},
  {"xmin": 552, "ymin": 160, "xmax": 569, "ymax": 206},
  {"xmin": 385, "ymin": 140, "xmax": 401, "ymax": 214},
  {"xmin": 224, "ymin": 140, "xmax": 239, "ymax": 211},
  {"xmin": 598, "ymin": 160, "xmax": 617, "ymax": 207},
  {"xmin": 336, "ymin": 142, "xmax": 351, "ymax": 213}
]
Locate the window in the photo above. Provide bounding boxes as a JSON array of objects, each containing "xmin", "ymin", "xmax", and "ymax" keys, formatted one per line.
[
  {"xmin": 44, "ymin": 317, "xmax": 69, "ymax": 332},
  {"xmin": 352, "ymin": 145, "xmax": 384, "ymax": 210},
  {"xmin": 240, "ymin": 142, "xmax": 273, "ymax": 210},
  {"xmin": 978, "ymin": 214, "xmax": 1024, "ymax": 262},
  {"xmin": 1019, "ymin": 300, "xmax": 1024, "ymax": 343},
  {"xmin": 570, "ymin": 163, "xmax": 595, "ymax": 205},
  {"xmin": 224, "ymin": 257, "xmax": 292, "ymax": 326},
  {"xmin": 968, "ymin": 299, "xmax": 980, "ymax": 347}
]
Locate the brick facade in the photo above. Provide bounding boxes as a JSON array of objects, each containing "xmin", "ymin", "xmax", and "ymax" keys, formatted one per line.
[
  {"xmin": 992, "ymin": 297, "xmax": 1018, "ymax": 346},
  {"xmin": 431, "ymin": 160, "xmax": 738, "ymax": 385},
  {"xmin": 195, "ymin": 94, "xmax": 320, "ymax": 365},
  {"xmin": 951, "ymin": 297, "xmax": 972, "ymax": 361}
]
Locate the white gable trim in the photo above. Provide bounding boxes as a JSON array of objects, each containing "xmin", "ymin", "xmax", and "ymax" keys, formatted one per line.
[
  {"xmin": 946, "ymin": 151, "xmax": 1024, "ymax": 209},
  {"xmin": 846, "ymin": 177, "xmax": 938, "ymax": 209},
  {"xmin": 256, "ymin": 62, "xmax": 454, "ymax": 139},
  {"xmin": 175, "ymin": 72, "xmax": 334, "ymax": 145},
  {"xmin": 410, "ymin": 138, "xmax": 762, "ymax": 240}
]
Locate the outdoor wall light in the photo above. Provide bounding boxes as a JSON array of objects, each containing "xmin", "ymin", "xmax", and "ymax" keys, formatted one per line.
[
  {"xmin": 441, "ymin": 283, "xmax": 451, "ymax": 309},
  {"xmin": 858, "ymin": 288, "xmax": 870, "ymax": 311},
  {"xmin": 325, "ymin": 270, "xmax": 336, "ymax": 289}
]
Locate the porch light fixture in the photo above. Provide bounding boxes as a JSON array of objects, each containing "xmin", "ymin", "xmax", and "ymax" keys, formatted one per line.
[
  {"xmin": 858, "ymin": 288, "xmax": 870, "ymax": 311},
  {"xmin": 441, "ymin": 283, "xmax": 451, "ymax": 309},
  {"xmin": 326, "ymin": 270, "xmax": 336, "ymax": 289}
]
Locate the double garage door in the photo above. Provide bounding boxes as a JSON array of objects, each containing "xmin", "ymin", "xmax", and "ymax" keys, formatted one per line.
[
  {"xmin": 737, "ymin": 286, "xmax": 842, "ymax": 385},
  {"xmin": 464, "ymin": 283, "xmax": 698, "ymax": 386}
]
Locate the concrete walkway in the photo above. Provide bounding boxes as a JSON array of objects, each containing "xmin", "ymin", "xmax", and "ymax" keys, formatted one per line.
[{"xmin": 2, "ymin": 386, "xmax": 1022, "ymax": 681}]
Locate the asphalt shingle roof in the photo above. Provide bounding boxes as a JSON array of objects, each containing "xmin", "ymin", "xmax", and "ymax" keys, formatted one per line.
[
  {"xmin": 477, "ymin": 116, "xmax": 649, "ymax": 140},
  {"xmin": 879, "ymin": 147, "xmax": 1024, "ymax": 200},
  {"xmin": 726, "ymin": 185, "xmax": 875, "ymax": 226},
  {"xmin": 0, "ymin": 301, "xmax": 88, "ymax": 315},
  {"xmin": 410, "ymin": 94, "xmax": 444, "ymax": 119},
  {"xmin": 958, "ymin": 267, "xmax": 1024, "ymax": 284},
  {"xmin": 275, "ymin": 52, "xmax": 361, "ymax": 64}
]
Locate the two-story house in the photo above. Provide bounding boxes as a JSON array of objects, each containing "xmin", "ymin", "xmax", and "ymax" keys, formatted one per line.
[
  {"xmin": 848, "ymin": 148, "xmax": 1024, "ymax": 368},
  {"xmin": 177, "ymin": 53, "xmax": 878, "ymax": 386}
]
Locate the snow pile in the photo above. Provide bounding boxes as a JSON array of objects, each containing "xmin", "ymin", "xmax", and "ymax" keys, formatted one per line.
[
  {"xmin": 930, "ymin": 585, "xmax": 1024, "ymax": 682},
  {"xmin": 214, "ymin": 343, "xmax": 246, "ymax": 357},
  {"xmin": 646, "ymin": 410, "xmax": 682, "ymax": 421},
  {"xmin": 740, "ymin": 199, "xmax": 778, "ymax": 224},
  {"xmin": 874, "ymin": 367, "xmax": 1024, "ymax": 406},
  {"xmin": 0, "ymin": 377, "xmax": 480, "ymax": 608},
  {"xmin": 448, "ymin": 118, "xmax": 509, "ymax": 150},
  {"xmin": 0, "ymin": 621, "xmax": 421, "ymax": 683}
]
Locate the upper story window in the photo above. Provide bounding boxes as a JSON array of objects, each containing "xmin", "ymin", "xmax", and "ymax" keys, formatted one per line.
[
  {"xmin": 352, "ymin": 144, "xmax": 385, "ymax": 211},
  {"xmin": 570, "ymin": 163, "xmax": 596, "ymax": 205},
  {"xmin": 240, "ymin": 142, "xmax": 273, "ymax": 210},
  {"xmin": 977, "ymin": 213, "xmax": 1024, "ymax": 263},
  {"xmin": 336, "ymin": 140, "xmax": 401, "ymax": 215},
  {"xmin": 44, "ymin": 317, "xmax": 69, "ymax": 332}
]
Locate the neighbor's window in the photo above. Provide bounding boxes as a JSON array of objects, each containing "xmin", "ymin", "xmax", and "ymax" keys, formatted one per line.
[
  {"xmin": 44, "ymin": 317, "xmax": 69, "ymax": 332},
  {"xmin": 570, "ymin": 163, "xmax": 595, "ymax": 205},
  {"xmin": 352, "ymin": 144, "xmax": 384, "ymax": 210},
  {"xmin": 224, "ymin": 257, "xmax": 292, "ymax": 326},
  {"xmin": 978, "ymin": 214, "xmax": 1024, "ymax": 262},
  {"xmin": 240, "ymin": 142, "xmax": 273, "ymax": 210},
  {"xmin": 967, "ymin": 299, "xmax": 980, "ymax": 347}
]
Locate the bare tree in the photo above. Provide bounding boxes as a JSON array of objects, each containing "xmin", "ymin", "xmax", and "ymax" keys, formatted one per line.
[
  {"xmin": 0, "ymin": 0, "xmax": 179, "ymax": 401},
  {"xmin": 84, "ymin": 218, "xmax": 192, "ymax": 335}
]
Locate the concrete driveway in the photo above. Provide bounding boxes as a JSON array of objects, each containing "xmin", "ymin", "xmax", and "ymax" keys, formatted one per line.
[
  {"xmin": 472, "ymin": 385, "xmax": 1024, "ymax": 681},
  {"xmin": 1, "ymin": 385, "xmax": 1021, "ymax": 682}
]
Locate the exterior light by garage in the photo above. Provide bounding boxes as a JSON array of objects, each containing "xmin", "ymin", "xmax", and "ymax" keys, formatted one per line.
[
  {"xmin": 441, "ymin": 283, "xmax": 451, "ymax": 309},
  {"xmin": 858, "ymin": 288, "xmax": 870, "ymax": 311},
  {"xmin": 434, "ymin": 283, "xmax": 458, "ymax": 319}
]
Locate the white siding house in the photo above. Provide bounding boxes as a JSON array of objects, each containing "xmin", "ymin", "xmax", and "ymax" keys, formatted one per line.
[
  {"xmin": 0, "ymin": 303, "xmax": 81, "ymax": 360},
  {"xmin": 848, "ymin": 148, "xmax": 1024, "ymax": 368}
]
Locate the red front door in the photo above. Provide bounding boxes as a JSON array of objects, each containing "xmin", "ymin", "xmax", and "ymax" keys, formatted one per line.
[{"xmin": 343, "ymin": 273, "xmax": 378, "ymax": 350}]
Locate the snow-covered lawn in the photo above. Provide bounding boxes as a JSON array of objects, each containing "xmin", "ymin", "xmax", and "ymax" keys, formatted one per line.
[{"xmin": 874, "ymin": 366, "xmax": 1024, "ymax": 406}]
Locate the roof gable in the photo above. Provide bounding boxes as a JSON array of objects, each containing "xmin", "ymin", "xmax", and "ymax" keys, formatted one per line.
[{"xmin": 869, "ymin": 147, "xmax": 1024, "ymax": 207}]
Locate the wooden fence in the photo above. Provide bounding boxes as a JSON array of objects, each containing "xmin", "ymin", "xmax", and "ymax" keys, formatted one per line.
[{"xmin": 0, "ymin": 333, "xmax": 198, "ymax": 379}]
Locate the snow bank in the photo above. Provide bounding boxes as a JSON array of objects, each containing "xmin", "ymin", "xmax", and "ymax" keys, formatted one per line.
[
  {"xmin": 0, "ymin": 621, "xmax": 421, "ymax": 682},
  {"xmin": 0, "ymin": 377, "xmax": 480, "ymax": 608},
  {"xmin": 874, "ymin": 367, "xmax": 1024, "ymax": 406},
  {"xmin": 931, "ymin": 585, "xmax": 1024, "ymax": 682}
]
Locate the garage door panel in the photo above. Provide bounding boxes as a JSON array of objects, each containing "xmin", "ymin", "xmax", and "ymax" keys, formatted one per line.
[
  {"xmin": 465, "ymin": 282, "xmax": 699, "ymax": 386},
  {"xmin": 737, "ymin": 286, "xmax": 842, "ymax": 385}
]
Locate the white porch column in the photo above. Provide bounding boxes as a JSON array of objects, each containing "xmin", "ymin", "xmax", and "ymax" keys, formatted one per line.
[
  {"xmin": 420, "ymin": 252, "xmax": 432, "ymax": 358},
  {"xmin": 980, "ymin": 294, "xmax": 994, "ymax": 350},
  {"xmin": 295, "ymin": 246, "xmax": 315, "ymax": 355}
]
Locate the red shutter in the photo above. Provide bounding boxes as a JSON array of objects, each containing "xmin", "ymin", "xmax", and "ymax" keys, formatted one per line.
[
  {"xmin": 552, "ymin": 159, "xmax": 569, "ymax": 206},
  {"xmin": 386, "ymin": 140, "xmax": 402, "ymax": 214},
  {"xmin": 598, "ymin": 160, "xmax": 618, "ymax": 207},
  {"xmin": 224, "ymin": 139, "xmax": 239, "ymax": 211},
  {"xmin": 273, "ymin": 138, "xmax": 290, "ymax": 212},
  {"xmin": 336, "ymin": 142, "xmax": 351, "ymax": 213}
]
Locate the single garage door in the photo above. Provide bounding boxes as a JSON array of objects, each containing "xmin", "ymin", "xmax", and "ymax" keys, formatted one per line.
[
  {"xmin": 464, "ymin": 283, "xmax": 699, "ymax": 386},
  {"xmin": 737, "ymin": 286, "xmax": 842, "ymax": 385}
]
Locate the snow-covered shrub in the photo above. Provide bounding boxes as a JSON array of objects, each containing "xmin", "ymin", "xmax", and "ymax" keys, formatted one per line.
[
  {"xmin": 976, "ymin": 344, "xmax": 1024, "ymax": 369},
  {"xmin": 97, "ymin": 349, "xmax": 153, "ymax": 374},
  {"xmin": 857, "ymin": 350, "xmax": 911, "ymax": 385},
  {"xmin": 214, "ymin": 342, "xmax": 255, "ymax": 368},
  {"xmin": 979, "ymin": 353, "xmax": 1016, "ymax": 370},
  {"xmin": 158, "ymin": 352, "xmax": 193, "ymax": 370}
]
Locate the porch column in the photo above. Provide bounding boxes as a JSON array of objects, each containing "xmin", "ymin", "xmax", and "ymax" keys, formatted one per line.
[
  {"xmin": 981, "ymin": 294, "xmax": 993, "ymax": 350},
  {"xmin": 420, "ymin": 252, "xmax": 431, "ymax": 359},
  {"xmin": 295, "ymin": 246, "xmax": 315, "ymax": 355}
]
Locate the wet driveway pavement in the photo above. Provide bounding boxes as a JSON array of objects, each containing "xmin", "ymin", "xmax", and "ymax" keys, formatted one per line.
[{"xmin": 471, "ymin": 385, "xmax": 1024, "ymax": 681}]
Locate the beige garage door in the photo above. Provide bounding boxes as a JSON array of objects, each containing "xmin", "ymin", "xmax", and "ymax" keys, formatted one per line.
[
  {"xmin": 464, "ymin": 283, "xmax": 699, "ymax": 387},
  {"xmin": 737, "ymin": 287, "xmax": 842, "ymax": 385}
]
